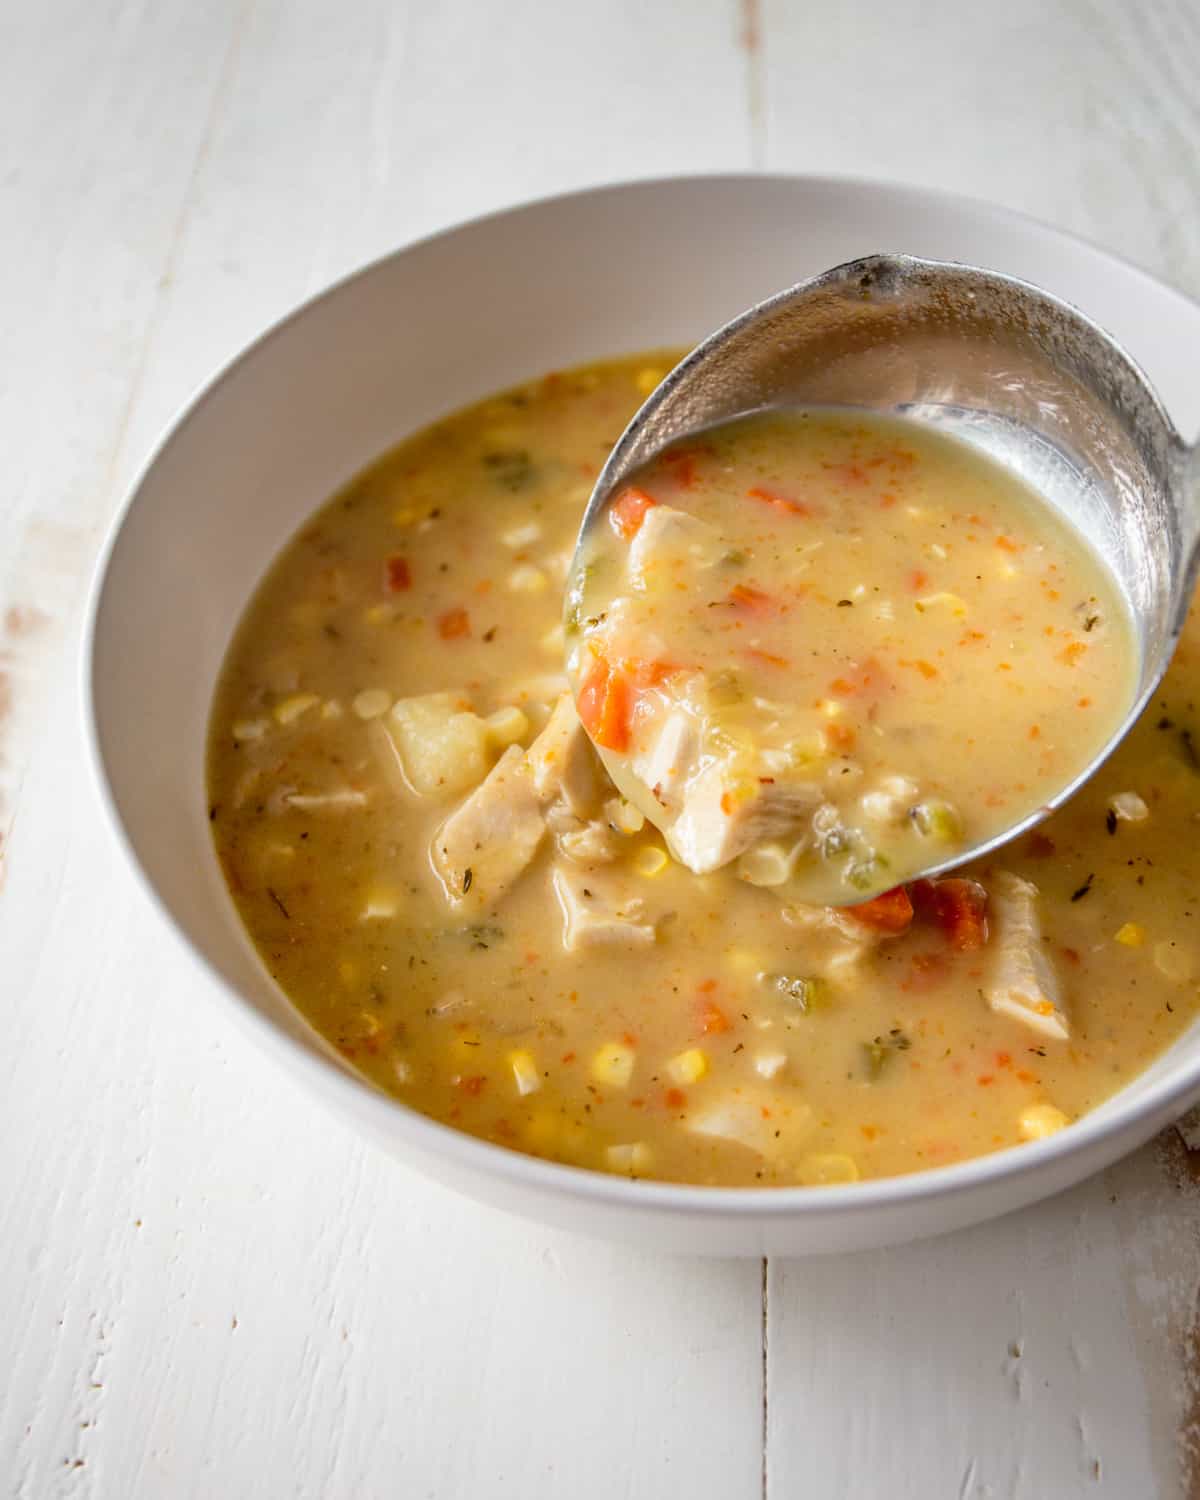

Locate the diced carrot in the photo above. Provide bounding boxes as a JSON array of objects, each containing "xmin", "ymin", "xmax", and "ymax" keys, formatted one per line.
[
  {"xmin": 909, "ymin": 878, "xmax": 989, "ymax": 952},
  {"xmin": 842, "ymin": 886, "xmax": 914, "ymax": 935},
  {"xmin": 908, "ymin": 569, "xmax": 928, "ymax": 591},
  {"xmin": 728, "ymin": 583, "xmax": 774, "ymax": 616},
  {"xmin": 747, "ymin": 485, "xmax": 813, "ymax": 518},
  {"xmin": 664, "ymin": 1087, "xmax": 687, "ymax": 1110},
  {"xmin": 437, "ymin": 607, "xmax": 470, "ymax": 639},
  {"xmin": 577, "ymin": 655, "xmax": 633, "ymax": 751},
  {"xmin": 823, "ymin": 721, "xmax": 857, "ymax": 752},
  {"xmin": 1026, "ymin": 832, "xmax": 1055, "ymax": 857},
  {"xmin": 609, "ymin": 486, "xmax": 658, "ymax": 540},
  {"xmin": 995, "ymin": 535, "xmax": 1022, "ymax": 553},
  {"xmin": 1060, "ymin": 641, "xmax": 1087, "ymax": 666},
  {"xmin": 385, "ymin": 555, "xmax": 412, "ymax": 591},
  {"xmin": 459, "ymin": 1075, "xmax": 486, "ymax": 1096},
  {"xmin": 743, "ymin": 647, "xmax": 789, "ymax": 669},
  {"xmin": 697, "ymin": 997, "xmax": 731, "ymax": 1035}
]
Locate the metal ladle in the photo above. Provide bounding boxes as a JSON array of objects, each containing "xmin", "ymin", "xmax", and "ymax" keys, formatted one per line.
[{"xmin": 570, "ymin": 254, "xmax": 1199, "ymax": 903}]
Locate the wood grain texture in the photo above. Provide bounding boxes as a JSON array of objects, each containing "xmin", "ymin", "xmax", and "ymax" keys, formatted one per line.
[{"xmin": 3, "ymin": 0, "xmax": 1200, "ymax": 1494}]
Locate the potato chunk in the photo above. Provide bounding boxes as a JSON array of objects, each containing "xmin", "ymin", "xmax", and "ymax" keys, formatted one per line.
[{"xmin": 382, "ymin": 692, "xmax": 490, "ymax": 798}]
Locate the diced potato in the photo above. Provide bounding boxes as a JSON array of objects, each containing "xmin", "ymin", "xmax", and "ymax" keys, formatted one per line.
[
  {"xmin": 1114, "ymin": 922, "xmax": 1145, "ymax": 947},
  {"xmin": 590, "ymin": 1042, "xmax": 636, "ymax": 1088},
  {"xmin": 798, "ymin": 1153, "xmax": 859, "ymax": 1185},
  {"xmin": 383, "ymin": 692, "xmax": 491, "ymax": 798},
  {"xmin": 754, "ymin": 1051, "xmax": 787, "ymax": 1080},
  {"xmin": 353, "ymin": 688, "xmax": 392, "ymax": 720},
  {"xmin": 666, "ymin": 1048, "xmax": 709, "ymax": 1085},
  {"xmin": 540, "ymin": 622, "xmax": 565, "ymax": 655},
  {"xmin": 320, "ymin": 699, "xmax": 344, "ymax": 721},
  {"xmin": 508, "ymin": 1048, "xmax": 541, "ymax": 1096},
  {"xmin": 1154, "ymin": 941, "xmax": 1194, "ymax": 983},
  {"xmin": 605, "ymin": 1142, "xmax": 653, "ymax": 1173},
  {"xmin": 484, "ymin": 705, "xmax": 530, "ymax": 748},
  {"xmin": 1019, "ymin": 1103, "xmax": 1070, "ymax": 1140},
  {"xmin": 273, "ymin": 693, "xmax": 320, "ymax": 725},
  {"xmin": 393, "ymin": 1057, "xmax": 413, "ymax": 1084}
]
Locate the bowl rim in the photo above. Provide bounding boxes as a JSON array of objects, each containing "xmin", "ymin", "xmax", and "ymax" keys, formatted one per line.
[{"xmin": 81, "ymin": 169, "xmax": 1200, "ymax": 1221}]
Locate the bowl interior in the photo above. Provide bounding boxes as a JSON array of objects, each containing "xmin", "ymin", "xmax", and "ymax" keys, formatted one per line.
[{"xmin": 88, "ymin": 175, "xmax": 1200, "ymax": 1220}]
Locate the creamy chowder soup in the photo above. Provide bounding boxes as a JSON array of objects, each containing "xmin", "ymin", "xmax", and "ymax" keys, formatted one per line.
[
  {"xmin": 567, "ymin": 411, "xmax": 1137, "ymax": 901},
  {"xmin": 208, "ymin": 353, "xmax": 1200, "ymax": 1188}
]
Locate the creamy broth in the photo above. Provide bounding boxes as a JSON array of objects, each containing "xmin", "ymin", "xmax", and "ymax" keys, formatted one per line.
[
  {"xmin": 208, "ymin": 354, "xmax": 1200, "ymax": 1188},
  {"xmin": 567, "ymin": 410, "xmax": 1137, "ymax": 899}
]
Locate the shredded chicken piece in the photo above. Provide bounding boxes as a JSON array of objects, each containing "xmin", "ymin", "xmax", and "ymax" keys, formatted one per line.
[{"xmin": 983, "ymin": 872, "xmax": 1068, "ymax": 1040}]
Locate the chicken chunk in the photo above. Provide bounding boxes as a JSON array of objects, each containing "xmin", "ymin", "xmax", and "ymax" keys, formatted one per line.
[
  {"xmin": 668, "ymin": 762, "xmax": 825, "ymax": 873},
  {"xmin": 432, "ymin": 745, "xmax": 546, "ymax": 914},
  {"xmin": 983, "ymin": 872, "xmax": 1068, "ymax": 1040},
  {"xmin": 628, "ymin": 504, "xmax": 724, "ymax": 588},
  {"xmin": 526, "ymin": 693, "xmax": 605, "ymax": 817},
  {"xmin": 552, "ymin": 864, "xmax": 660, "ymax": 950},
  {"xmin": 687, "ymin": 1090, "xmax": 814, "ymax": 1158}
]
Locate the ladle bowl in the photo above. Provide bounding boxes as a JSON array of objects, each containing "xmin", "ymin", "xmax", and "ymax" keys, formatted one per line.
[{"xmin": 573, "ymin": 253, "xmax": 1199, "ymax": 899}]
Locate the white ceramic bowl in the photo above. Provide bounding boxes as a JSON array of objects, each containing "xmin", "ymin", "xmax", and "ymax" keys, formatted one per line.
[{"xmin": 85, "ymin": 175, "xmax": 1200, "ymax": 1256}]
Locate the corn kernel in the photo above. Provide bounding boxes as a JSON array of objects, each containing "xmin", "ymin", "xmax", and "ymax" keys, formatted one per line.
[
  {"xmin": 507, "ymin": 564, "xmax": 548, "ymax": 594},
  {"xmin": 666, "ymin": 1048, "xmax": 709, "ymax": 1086},
  {"xmin": 1114, "ymin": 922, "xmax": 1145, "ymax": 947},
  {"xmin": 590, "ymin": 1042, "xmax": 635, "ymax": 1088},
  {"xmin": 364, "ymin": 603, "xmax": 395, "ymax": 625},
  {"xmin": 232, "ymin": 718, "xmax": 269, "ymax": 742},
  {"xmin": 353, "ymin": 688, "xmax": 392, "ymax": 720},
  {"xmin": 392, "ymin": 506, "xmax": 418, "ymax": 527},
  {"xmin": 799, "ymin": 1153, "xmax": 859, "ymax": 1185},
  {"xmin": 273, "ymin": 693, "xmax": 320, "ymax": 726},
  {"xmin": 635, "ymin": 366, "xmax": 666, "ymax": 394},
  {"xmin": 1109, "ymin": 791, "xmax": 1149, "ymax": 823},
  {"xmin": 1019, "ymin": 1102, "xmax": 1070, "ymax": 1140},
  {"xmin": 508, "ymin": 1048, "xmax": 541, "ymax": 1097},
  {"xmin": 634, "ymin": 845, "xmax": 669, "ymax": 877},
  {"xmin": 485, "ymin": 705, "xmax": 529, "ymax": 748},
  {"xmin": 605, "ymin": 1142, "xmax": 653, "ymax": 1173},
  {"xmin": 724, "ymin": 947, "xmax": 761, "ymax": 974},
  {"xmin": 360, "ymin": 886, "xmax": 399, "ymax": 920},
  {"xmin": 607, "ymin": 798, "xmax": 645, "ymax": 836},
  {"xmin": 501, "ymin": 521, "xmax": 543, "ymax": 549},
  {"xmin": 1154, "ymin": 941, "xmax": 1194, "ymax": 983},
  {"xmin": 524, "ymin": 1110, "xmax": 559, "ymax": 1149},
  {"xmin": 320, "ymin": 699, "xmax": 344, "ymax": 721},
  {"xmin": 914, "ymin": 591, "xmax": 968, "ymax": 618}
]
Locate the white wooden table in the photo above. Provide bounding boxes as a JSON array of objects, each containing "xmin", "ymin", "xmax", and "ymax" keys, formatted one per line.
[{"xmin": 5, "ymin": 2, "xmax": 1200, "ymax": 1494}]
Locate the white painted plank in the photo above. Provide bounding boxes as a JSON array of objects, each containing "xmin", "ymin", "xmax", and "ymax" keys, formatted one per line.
[{"xmin": 759, "ymin": 0, "xmax": 1200, "ymax": 300}]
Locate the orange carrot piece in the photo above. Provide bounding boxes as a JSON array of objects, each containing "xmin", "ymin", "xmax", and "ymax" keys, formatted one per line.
[
  {"xmin": 728, "ymin": 583, "xmax": 774, "ymax": 616},
  {"xmin": 609, "ymin": 486, "xmax": 658, "ymax": 540},
  {"xmin": 385, "ymin": 555, "xmax": 412, "ymax": 591},
  {"xmin": 909, "ymin": 878, "xmax": 988, "ymax": 952},
  {"xmin": 577, "ymin": 656, "xmax": 633, "ymax": 751},
  {"xmin": 746, "ymin": 485, "xmax": 813, "ymax": 518},
  {"xmin": 698, "ymin": 998, "xmax": 731, "ymax": 1035},
  {"xmin": 437, "ymin": 607, "xmax": 470, "ymax": 639},
  {"xmin": 842, "ymin": 886, "xmax": 914, "ymax": 935}
]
